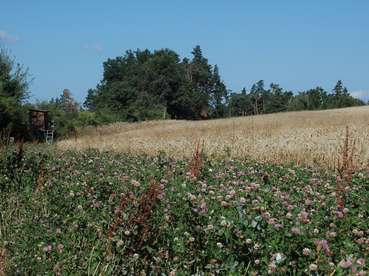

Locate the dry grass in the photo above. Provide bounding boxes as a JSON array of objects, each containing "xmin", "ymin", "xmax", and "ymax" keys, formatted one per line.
[{"xmin": 57, "ymin": 106, "xmax": 369, "ymax": 170}]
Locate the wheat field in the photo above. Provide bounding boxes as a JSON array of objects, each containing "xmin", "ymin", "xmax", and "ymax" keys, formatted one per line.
[{"xmin": 57, "ymin": 106, "xmax": 369, "ymax": 170}]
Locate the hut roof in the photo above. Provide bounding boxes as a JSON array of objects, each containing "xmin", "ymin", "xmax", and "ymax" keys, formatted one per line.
[{"xmin": 29, "ymin": 109, "xmax": 49, "ymax": 113}]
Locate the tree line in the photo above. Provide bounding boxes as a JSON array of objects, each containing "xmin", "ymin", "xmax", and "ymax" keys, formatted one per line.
[
  {"xmin": 0, "ymin": 46, "xmax": 366, "ymax": 140},
  {"xmin": 84, "ymin": 45, "xmax": 365, "ymax": 121},
  {"xmin": 228, "ymin": 80, "xmax": 364, "ymax": 117}
]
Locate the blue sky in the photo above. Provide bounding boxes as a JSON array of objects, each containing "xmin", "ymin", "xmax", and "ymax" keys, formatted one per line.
[{"xmin": 1, "ymin": 1, "xmax": 369, "ymax": 103}]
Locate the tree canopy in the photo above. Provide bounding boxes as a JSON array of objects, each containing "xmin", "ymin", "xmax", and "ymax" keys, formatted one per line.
[{"xmin": 85, "ymin": 46, "xmax": 229, "ymax": 121}]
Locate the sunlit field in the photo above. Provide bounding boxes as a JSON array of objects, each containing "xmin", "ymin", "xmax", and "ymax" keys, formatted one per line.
[{"xmin": 58, "ymin": 106, "xmax": 369, "ymax": 170}]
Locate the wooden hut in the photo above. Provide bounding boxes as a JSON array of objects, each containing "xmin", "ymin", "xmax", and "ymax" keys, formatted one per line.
[
  {"xmin": 29, "ymin": 109, "xmax": 49, "ymax": 131},
  {"xmin": 28, "ymin": 109, "xmax": 54, "ymax": 143}
]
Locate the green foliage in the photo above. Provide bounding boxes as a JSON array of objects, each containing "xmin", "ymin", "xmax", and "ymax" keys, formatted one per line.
[
  {"xmin": 35, "ymin": 90, "xmax": 81, "ymax": 138},
  {"xmin": 289, "ymin": 81, "xmax": 365, "ymax": 111},
  {"xmin": 229, "ymin": 80, "xmax": 365, "ymax": 117},
  {"xmin": 85, "ymin": 46, "xmax": 229, "ymax": 120},
  {"xmin": 229, "ymin": 81, "xmax": 293, "ymax": 116},
  {"xmin": 328, "ymin": 81, "xmax": 365, "ymax": 108},
  {"xmin": 75, "ymin": 110, "xmax": 99, "ymax": 127},
  {"xmin": 209, "ymin": 65, "xmax": 228, "ymax": 118},
  {"xmin": 228, "ymin": 90, "xmax": 253, "ymax": 116},
  {"xmin": 1, "ymin": 147, "xmax": 368, "ymax": 274},
  {"xmin": 288, "ymin": 87, "xmax": 328, "ymax": 111},
  {"xmin": 265, "ymin": 83, "xmax": 293, "ymax": 113},
  {"xmin": 0, "ymin": 49, "xmax": 30, "ymax": 138}
]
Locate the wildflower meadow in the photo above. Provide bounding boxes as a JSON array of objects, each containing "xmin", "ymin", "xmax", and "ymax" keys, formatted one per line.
[{"xmin": 0, "ymin": 141, "xmax": 368, "ymax": 275}]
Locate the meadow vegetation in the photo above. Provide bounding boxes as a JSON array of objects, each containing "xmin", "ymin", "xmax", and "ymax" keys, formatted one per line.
[{"xmin": 0, "ymin": 140, "xmax": 368, "ymax": 274}]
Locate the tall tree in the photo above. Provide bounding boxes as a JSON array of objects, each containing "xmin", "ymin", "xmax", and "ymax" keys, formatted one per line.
[
  {"xmin": 331, "ymin": 80, "xmax": 351, "ymax": 108},
  {"xmin": 265, "ymin": 83, "xmax": 292, "ymax": 113},
  {"xmin": 0, "ymin": 49, "xmax": 30, "ymax": 135},
  {"xmin": 228, "ymin": 91, "xmax": 252, "ymax": 116},
  {"xmin": 250, "ymin": 80, "xmax": 266, "ymax": 115},
  {"xmin": 186, "ymin": 46, "xmax": 213, "ymax": 118},
  {"xmin": 209, "ymin": 65, "xmax": 228, "ymax": 118},
  {"xmin": 56, "ymin": 89, "xmax": 80, "ymax": 114},
  {"xmin": 144, "ymin": 49, "xmax": 184, "ymax": 119}
]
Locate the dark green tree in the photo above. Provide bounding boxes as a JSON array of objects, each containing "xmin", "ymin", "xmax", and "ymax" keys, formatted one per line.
[
  {"xmin": 0, "ymin": 49, "xmax": 30, "ymax": 138},
  {"xmin": 288, "ymin": 87, "xmax": 328, "ymax": 111},
  {"xmin": 249, "ymin": 80, "xmax": 266, "ymax": 115},
  {"xmin": 144, "ymin": 49, "xmax": 185, "ymax": 119},
  {"xmin": 228, "ymin": 90, "xmax": 252, "ymax": 116},
  {"xmin": 265, "ymin": 83, "xmax": 293, "ymax": 113},
  {"xmin": 209, "ymin": 65, "xmax": 228, "ymax": 118},
  {"xmin": 188, "ymin": 45, "xmax": 213, "ymax": 119},
  {"xmin": 326, "ymin": 80, "xmax": 365, "ymax": 108},
  {"xmin": 85, "ymin": 46, "xmax": 229, "ymax": 121}
]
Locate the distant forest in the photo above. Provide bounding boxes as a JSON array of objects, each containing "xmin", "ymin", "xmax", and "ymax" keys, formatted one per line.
[{"xmin": 0, "ymin": 46, "xmax": 366, "ymax": 139}]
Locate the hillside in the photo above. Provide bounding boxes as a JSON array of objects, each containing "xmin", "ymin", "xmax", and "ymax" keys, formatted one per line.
[{"xmin": 58, "ymin": 106, "xmax": 369, "ymax": 170}]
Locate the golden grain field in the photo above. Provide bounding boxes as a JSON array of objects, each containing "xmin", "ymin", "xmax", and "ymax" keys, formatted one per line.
[{"xmin": 57, "ymin": 106, "xmax": 369, "ymax": 170}]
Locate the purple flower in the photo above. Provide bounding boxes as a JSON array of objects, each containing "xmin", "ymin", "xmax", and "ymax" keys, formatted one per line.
[
  {"xmin": 357, "ymin": 258, "xmax": 365, "ymax": 267},
  {"xmin": 339, "ymin": 258, "xmax": 353, "ymax": 269},
  {"xmin": 315, "ymin": 240, "xmax": 331, "ymax": 256}
]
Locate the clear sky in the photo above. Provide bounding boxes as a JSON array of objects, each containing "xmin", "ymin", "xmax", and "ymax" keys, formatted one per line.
[{"xmin": 1, "ymin": 0, "xmax": 369, "ymax": 103}]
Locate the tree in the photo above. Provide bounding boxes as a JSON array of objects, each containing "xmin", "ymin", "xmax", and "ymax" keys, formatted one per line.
[
  {"xmin": 289, "ymin": 82, "xmax": 364, "ymax": 111},
  {"xmin": 84, "ymin": 88, "xmax": 98, "ymax": 110},
  {"xmin": 250, "ymin": 80, "xmax": 266, "ymax": 115},
  {"xmin": 228, "ymin": 91, "xmax": 252, "ymax": 116},
  {"xmin": 305, "ymin": 87, "xmax": 328, "ymax": 110},
  {"xmin": 288, "ymin": 87, "xmax": 327, "ymax": 111},
  {"xmin": 328, "ymin": 80, "xmax": 364, "ymax": 108},
  {"xmin": 265, "ymin": 83, "xmax": 293, "ymax": 113},
  {"xmin": 144, "ymin": 49, "xmax": 184, "ymax": 119},
  {"xmin": 0, "ymin": 49, "xmax": 30, "ymax": 137},
  {"xmin": 209, "ymin": 65, "xmax": 228, "ymax": 118},
  {"xmin": 85, "ymin": 46, "xmax": 228, "ymax": 121},
  {"xmin": 188, "ymin": 45, "xmax": 213, "ymax": 119},
  {"xmin": 329, "ymin": 80, "xmax": 345, "ymax": 108},
  {"xmin": 56, "ymin": 89, "xmax": 80, "ymax": 114}
]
